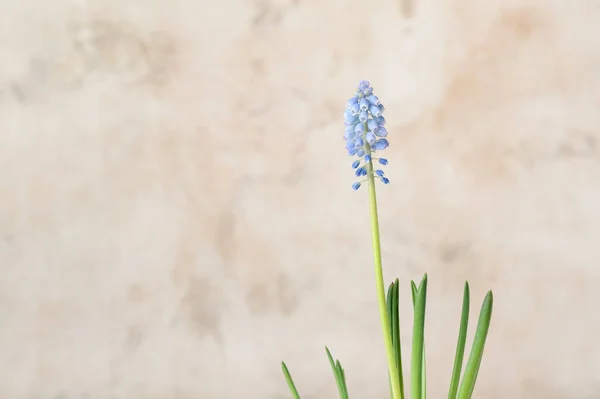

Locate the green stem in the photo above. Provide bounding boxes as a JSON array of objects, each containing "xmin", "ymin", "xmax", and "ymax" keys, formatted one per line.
[{"xmin": 366, "ymin": 149, "xmax": 402, "ymax": 399}]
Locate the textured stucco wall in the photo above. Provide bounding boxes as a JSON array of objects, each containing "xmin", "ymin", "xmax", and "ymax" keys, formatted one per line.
[{"xmin": 1, "ymin": 0, "xmax": 600, "ymax": 398}]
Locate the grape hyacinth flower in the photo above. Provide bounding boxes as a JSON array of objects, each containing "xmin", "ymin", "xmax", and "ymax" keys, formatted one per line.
[
  {"xmin": 280, "ymin": 81, "xmax": 494, "ymax": 399},
  {"xmin": 344, "ymin": 80, "xmax": 390, "ymax": 190},
  {"xmin": 344, "ymin": 80, "xmax": 403, "ymax": 399}
]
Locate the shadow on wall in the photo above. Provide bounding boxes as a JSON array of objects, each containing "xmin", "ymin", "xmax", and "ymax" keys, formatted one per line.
[{"xmin": 5, "ymin": 15, "xmax": 179, "ymax": 105}]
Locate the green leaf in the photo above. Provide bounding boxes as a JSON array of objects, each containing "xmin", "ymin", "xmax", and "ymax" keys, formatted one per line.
[
  {"xmin": 456, "ymin": 291, "xmax": 493, "ymax": 399},
  {"xmin": 387, "ymin": 279, "xmax": 405, "ymax": 399},
  {"xmin": 410, "ymin": 278, "xmax": 427, "ymax": 399},
  {"xmin": 421, "ymin": 345, "xmax": 426, "ymax": 399},
  {"xmin": 387, "ymin": 281, "xmax": 395, "ymax": 399},
  {"xmin": 411, "ymin": 274, "xmax": 428, "ymax": 399},
  {"xmin": 410, "ymin": 281, "xmax": 417, "ymax": 306},
  {"xmin": 447, "ymin": 282, "xmax": 470, "ymax": 399},
  {"xmin": 281, "ymin": 361, "xmax": 302, "ymax": 399},
  {"xmin": 337, "ymin": 360, "xmax": 350, "ymax": 399},
  {"xmin": 325, "ymin": 346, "xmax": 350, "ymax": 399}
]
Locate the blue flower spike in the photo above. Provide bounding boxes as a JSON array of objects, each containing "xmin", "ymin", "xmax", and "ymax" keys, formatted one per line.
[{"xmin": 343, "ymin": 80, "xmax": 390, "ymax": 189}]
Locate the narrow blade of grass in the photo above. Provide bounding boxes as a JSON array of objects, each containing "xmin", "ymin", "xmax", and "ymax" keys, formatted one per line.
[
  {"xmin": 456, "ymin": 291, "xmax": 493, "ymax": 399},
  {"xmin": 281, "ymin": 361, "xmax": 302, "ymax": 399},
  {"xmin": 447, "ymin": 282, "xmax": 470, "ymax": 399},
  {"xmin": 387, "ymin": 279, "xmax": 405, "ymax": 399},
  {"xmin": 411, "ymin": 274, "xmax": 428, "ymax": 399}
]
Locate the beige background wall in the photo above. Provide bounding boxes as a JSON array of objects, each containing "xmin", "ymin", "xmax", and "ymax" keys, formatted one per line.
[{"xmin": 1, "ymin": 0, "xmax": 600, "ymax": 397}]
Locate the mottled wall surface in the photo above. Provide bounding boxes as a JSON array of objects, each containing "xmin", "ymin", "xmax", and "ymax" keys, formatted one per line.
[{"xmin": 1, "ymin": 0, "xmax": 600, "ymax": 398}]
